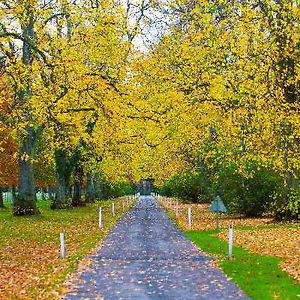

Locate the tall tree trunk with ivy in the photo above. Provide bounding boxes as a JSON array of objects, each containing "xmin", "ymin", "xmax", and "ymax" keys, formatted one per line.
[
  {"xmin": 51, "ymin": 149, "xmax": 72, "ymax": 209},
  {"xmin": 72, "ymin": 164, "xmax": 85, "ymax": 207},
  {"xmin": 94, "ymin": 173, "xmax": 104, "ymax": 200},
  {"xmin": 85, "ymin": 172, "xmax": 96, "ymax": 203},
  {"xmin": 14, "ymin": 8, "xmax": 39, "ymax": 216},
  {"xmin": 272, "ymin": 2, "xmax": 299, "ymax": 218}
]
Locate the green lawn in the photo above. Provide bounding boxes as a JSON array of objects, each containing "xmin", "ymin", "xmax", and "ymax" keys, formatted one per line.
[
  {"xmin": 185, "ymin": 230, "xmax": 300, "ymax": 300},
  {"xmin": 0, "ymin": 198, "xmax": 133, "ymax": 299}
]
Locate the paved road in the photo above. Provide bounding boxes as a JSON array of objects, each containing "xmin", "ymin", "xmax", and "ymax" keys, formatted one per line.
[{"xmin": 64, "ymin": 197, "xmax": 249, "ymax": 300}]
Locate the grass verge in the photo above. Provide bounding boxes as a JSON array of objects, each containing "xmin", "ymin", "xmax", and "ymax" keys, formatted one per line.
[
  {"xmin": 185, "ymin": 230, "xmax": 300, "ymax": 300},
  {"xmin": 0, "ymin": 198, "xmax": 132, "ymax": 299}
]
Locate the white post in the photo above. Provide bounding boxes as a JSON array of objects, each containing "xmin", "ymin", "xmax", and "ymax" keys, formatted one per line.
[
  {"xmin": 99, "ymin": 207, "xmax": 102, "ymax": 229},
  {"xmin": 188, "ymin": 207, "xmax": 192, "ymax": 229},
  {"xmin": 228, "ymin": 225, "xmax": 234, "ymax": 259},
  {"xmin": 112, "ymin": 202, "xmax": 115, "ymax": 216},
  {"xmin": 60, "ymin": 232, "xmax": 66, "ymax": 259}
]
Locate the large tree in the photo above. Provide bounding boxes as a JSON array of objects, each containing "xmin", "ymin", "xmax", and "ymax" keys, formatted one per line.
[{"xmin": 0, "ymin": 0, "xmax": 133, "ymax": 213}]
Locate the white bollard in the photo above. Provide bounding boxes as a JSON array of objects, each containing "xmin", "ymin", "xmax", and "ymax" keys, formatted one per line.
[
  {"xmin": 188, "ymin": 207, "xmax": 192, "ymax": 229},
  {"xmin": 60, "ymin": 232, "xmax": 66, "ymax": 259},
  {"xmin": 228, "ymin": 225, "xmax": 234, "ymax": 259},
  {"xmin": 99, "ymin": 207, "xmax": 102, "ymax": 229},
  {"xmin": 112, "ymin": 202, "xmax": 115, "ymax": 216}
]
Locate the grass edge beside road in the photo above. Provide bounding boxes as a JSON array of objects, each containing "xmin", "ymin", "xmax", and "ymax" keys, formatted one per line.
[
  {"xmin": 185, "ymin": 230, "xmax": 300, "ymax": 300},
  {"xmin": 0, "ymin": 198, "xmax": 135, "ymax": 299}
]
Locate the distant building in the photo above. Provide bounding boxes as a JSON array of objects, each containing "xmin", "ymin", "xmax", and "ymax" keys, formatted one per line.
[{"xmin": 137, "ymin": 179, "xmax": 154, "ymax": 195}]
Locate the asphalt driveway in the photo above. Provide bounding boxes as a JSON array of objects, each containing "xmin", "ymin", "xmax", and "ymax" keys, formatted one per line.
[{"xmin": 64, "ymin": 196, "xmax": 249, "ymax": 300}]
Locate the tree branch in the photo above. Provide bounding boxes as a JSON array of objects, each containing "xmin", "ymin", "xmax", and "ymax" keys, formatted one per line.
[{"xmin": 0, "ymin": 30, "xmax": 49, "ymax": 64}]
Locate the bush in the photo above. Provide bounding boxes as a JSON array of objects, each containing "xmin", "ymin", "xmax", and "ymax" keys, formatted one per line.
[
  {"xmin": 268, "ymin": 188, "xmax": 300, "ymax": 221},
  {"xmin": 101, "ymin": 179, "xmax": 135, "ymax": 199},
  {"xmin": 159, "ymin": 161, "xmax": 295, "ymax": 219},
  {"xmin": 159, "ymin": 169, "xmax": 212, "ymax": 203},
  {"xmin": 215, "ymin": 162, "xmax": 283, "ymax": 217}
]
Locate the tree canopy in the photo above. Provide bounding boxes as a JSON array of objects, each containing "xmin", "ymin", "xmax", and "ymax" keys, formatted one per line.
[{"xmin": 0, "ymin": 0, "xmax": 299, "ymax": 218}]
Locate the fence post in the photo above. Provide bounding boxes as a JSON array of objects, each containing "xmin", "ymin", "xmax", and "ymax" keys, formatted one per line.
[
  {"xmin": 188, "ymin": 207, "xmax": 192, "ymax": 229},
  {"xmin": 112, "ymin": 202, "xmax": 115, "ymax": 216},
  {"xmin": 228, "ymin": 225, "xmax": 234, "ymax": 259},
  {"xmin": 60, "ymin": 232, "xmax": 66, "ymax": 259},
  {"xmin": 99, "ymin": 207, "xmax": 102, "ymax": 229}
]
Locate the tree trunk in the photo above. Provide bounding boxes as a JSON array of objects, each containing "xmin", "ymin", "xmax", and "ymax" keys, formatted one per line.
[
  {"xmin": 52, "ymin": 149, "xmax": 71, "ymax": 209},
  {"xmin": 72, "ymin": 165, "xmax": 85, "ymax": 207},
  {"xmin": 94, "ymin": 173, "xmax": 104, "ymax": 200},
  {"xmin": 14, "ymin": 126, "xmax": 39, "ymax": 216},
  {"xmin": 48, "ymin": 187, "xmax": 56, "ymax": 200},
  {"xmin": 0, "ymin": 189, "xmax": 4, "ymax": 208},
  {"xmin": 14, "ymin": 9, "xmax": 39, "ymax": 216},
  {"xmin": 11, "ymin": 186, "xmax": 16, "ymax": 205},
  {"xmin": 85, "ymin": 172, "xmax": 96, "ymax": 203}
]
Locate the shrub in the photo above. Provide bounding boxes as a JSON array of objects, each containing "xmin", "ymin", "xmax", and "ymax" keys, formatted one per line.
[
  {"xmin": 268, "ymin": 188, "xmax": 300, "ymax": 221},
  {"xmin": 215, "ymin": 162, "xmax": 283, "ymax": 217},
  {"xmin": 101, "ymin": 179, "xmax": 135, "ymax": 199},
  {"xmin": 159, "ymin": 169, "xmax": 212, "ymax": 203}
]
